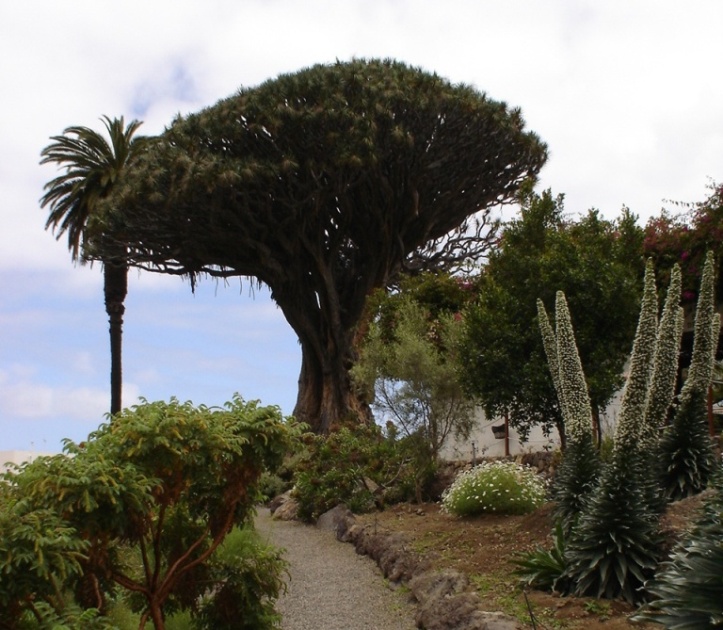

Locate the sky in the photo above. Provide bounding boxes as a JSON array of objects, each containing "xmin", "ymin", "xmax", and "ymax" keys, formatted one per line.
[{"xmin": 1, "ymin": 1, "xmax": 722, "ymax": 453}]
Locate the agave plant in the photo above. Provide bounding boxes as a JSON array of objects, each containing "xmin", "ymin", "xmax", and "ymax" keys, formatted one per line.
[{"xmin": 635, "ymin": 468, "xmax": 723, "ymax": 627}]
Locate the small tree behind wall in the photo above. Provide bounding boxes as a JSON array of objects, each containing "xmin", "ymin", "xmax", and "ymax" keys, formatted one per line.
[{"xmin": 352, "ymin": 295, "xmax": 476, "ymax": 492}]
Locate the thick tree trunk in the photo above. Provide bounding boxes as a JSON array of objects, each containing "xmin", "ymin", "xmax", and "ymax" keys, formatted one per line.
[
  {"xmin": 104, "ymin": 261, "xmax": 128, "ymax": 417},
  {"xmin": 293, "ymin": 338, "xmax": 372, "ymax": 434}
]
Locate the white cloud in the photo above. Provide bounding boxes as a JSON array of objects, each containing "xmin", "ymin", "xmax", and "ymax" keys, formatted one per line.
[{"xmin": 0, "ymin": 378, "xmax": 106, "ymax": 421}]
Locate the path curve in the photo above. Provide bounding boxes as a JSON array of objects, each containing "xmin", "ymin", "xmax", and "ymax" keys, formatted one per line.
[{"xmin": 255, "ymin": 509, "xmax": 417, "ymax": 630}]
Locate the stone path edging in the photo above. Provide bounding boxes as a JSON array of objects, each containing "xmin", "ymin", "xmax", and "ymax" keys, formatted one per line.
[{"xmin": 328, "ymin": 506, "xmax": 522, "ymax": 630}]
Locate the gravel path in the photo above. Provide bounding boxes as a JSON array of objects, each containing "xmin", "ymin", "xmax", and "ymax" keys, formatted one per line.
[{"xmin": 255, "ymin": 509, "xmax": 418, "ymax": 630}]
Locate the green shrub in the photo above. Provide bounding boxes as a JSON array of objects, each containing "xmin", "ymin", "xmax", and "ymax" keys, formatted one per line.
[
  {"xmin": 513, "ymin": 520, "xmax": 569, "ymax": 592},
  {"xmin": 563, "ymin": 454, "xmax": 660, "ymax": 605},
  {"xmin": 195, "ymin": 525, "xmax": 287, "ymax": 630},
  {"xmin": 441, "ymin": 460, "xmax": 546, "ymax": 516},
  {"xmin": 634, "ymin": 466, "xmax": 723, "ymax": 627},
  {"xmin": 551, "ymin": 432, "xmax": 600, "ymax": 535},
  {"xmin": 257, "ymin": 471, "xmax": 291, "ymax": 503},
  {"xmin": 293, "ymin": 423, "xmax": 422, "ymax": 521},
  {"xmin": 659, "ymin": 388, "xmax": 716, "ymax": 501}
]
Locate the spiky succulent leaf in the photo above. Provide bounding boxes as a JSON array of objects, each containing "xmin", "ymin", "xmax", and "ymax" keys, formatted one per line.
[
  {"xmin": 564, "ymin": 452, "xmax": 660, "ymax": 605},
  {"xmin": 659, "ymin": 388, "xmax": 715, "ymax": 501},
  {"xmin": 634, "ymin": 469, "xmax": 723, "ymax": 628}
]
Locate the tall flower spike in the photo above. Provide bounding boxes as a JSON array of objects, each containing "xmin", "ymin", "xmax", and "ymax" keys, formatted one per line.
[
  {"xmin": 614, "ymin": 259, "xmax": 658, "ymax": 454},
  {"xmin": 680, "ymin": 251, "xmax": 718, "ymax": 402},
  {"xmin": 537, "ymin": 298, "xmax": 566, "ymax": 425},
  {"xmin": 555, "ymin": 291, "xmax": 593, "ymax": 443},
  {"xmin": 709, "ymin": 312, "xmax": 721, "ymax": 383},
  {"xmin": 642, "ymin": 264, "xmax": 683, "ymax": 445}
]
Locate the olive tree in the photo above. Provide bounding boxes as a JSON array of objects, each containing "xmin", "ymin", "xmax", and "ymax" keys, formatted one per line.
[{"xmin": 94, "ymin": 59, "xmax": 547, "ymax": 433}]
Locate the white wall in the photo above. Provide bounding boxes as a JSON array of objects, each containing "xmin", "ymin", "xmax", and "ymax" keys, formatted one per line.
[{"xmin": 440, "ymin": 408, "xmax": 559, "ymax": 462}]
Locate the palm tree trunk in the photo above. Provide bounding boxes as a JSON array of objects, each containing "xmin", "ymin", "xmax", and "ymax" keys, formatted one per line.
[{"xmin": 104, "ymin": 260, "xmax": 128, "ymax": 416}]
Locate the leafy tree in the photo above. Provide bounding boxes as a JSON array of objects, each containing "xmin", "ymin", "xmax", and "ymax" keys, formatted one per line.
[
  {"xmin": 644, "ymin": 180, "xmax": 723, "ymax": 302},
  {"xmin": 352, "ymin": 294, "xmax": 476, "ymax": 484},
  {"xmin": 92, "ymin": 59, "xmax": 547, "ymax": 433},
  {"xmin": 461, "ymin": 186, "xmax": 644, "ymax": 442},
  {"xmin": 40, "ymin": 116, "xmax": 152, "ymax": 415},
  {"xmin": 0, "ymin": 396, "xmax": 296, "ymax": 630}
]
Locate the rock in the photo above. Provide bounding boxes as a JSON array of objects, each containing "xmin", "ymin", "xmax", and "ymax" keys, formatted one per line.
[
  {"xmin": 409, "ymin": 569, "xmax": 469, "ymax": 604},
  {"xmin": 268, "ymin": 490, "xmax": 291, "ymax": 515},
  {"xmin": 272, "ymin": 495, "xmax": 300, "ymax": 521},
  {"xmin": 316, "ymin": 505, "xmax": 354, "ymax": 537},
  {"xmin": 409, "ymin": 569, "xmax": 521, "ymax": 630}
]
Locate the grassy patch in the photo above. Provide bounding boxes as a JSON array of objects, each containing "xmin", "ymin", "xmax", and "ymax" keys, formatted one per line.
[{"xmin": 470, "ymin": 572, "xmax": 568, "ymax": 629}]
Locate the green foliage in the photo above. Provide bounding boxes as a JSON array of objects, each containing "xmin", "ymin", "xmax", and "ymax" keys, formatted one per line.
[
  {"xmin": 257, "ymin": 471, "xmax": 291, "ymax": 503},
  {"xmin": 634, "ymin": 469, "xmax": 723, "ymax": 628},
  {"xmin": 441, "ymin": 461, "xmax": 546, "ymax": 517},
  {"xmin": 461, "ymin": 187, "xmax": 644, "ymax": 440},
  {"xmin": 659, "ymin": 389, "xmax": 716, "ymax": 501},
  {"xmin": 352, "ymin": 290, "xmax": 476, "ymax": 464},
  {"xmin": 513, "ymin": 521, "xmax": 569, "ymax": 592},
  {"xmin": 658, "ymin": 254, "xmax": 718, "ymax": 502},
  {"xmin": 644, "ymin": 181, "xmax": 723, "ymax": 302},
  {"xmin": 97, "ymin": 58, "xmax": 547, "ymax": 433},
  {"xmin": 0, "ymin": 497, "xmax": 90, "ymax": 627},
  {"xmin": 40, "ymin": 116, "xmax": 152, "ymax": 262},
  {"xmin": 293, "ymin": 424, "xmax": 420, "ymax": 520},
  {"xmin": 195, "ymin": 525, "xmax": 287, "ymax": 630},
  {"xmin": 550, "ymin": 432, "xmax": 600, "ymax": 535},
  {"xmin": 0, "ymin": 396, "xmax": 297, "ymax": 629},
  {"xmin": 563, "ymin": 453, "xmax": 660, "ymax": 605}
]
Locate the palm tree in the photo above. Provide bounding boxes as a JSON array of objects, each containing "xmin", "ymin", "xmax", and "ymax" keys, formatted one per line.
[{"xmin": 40, "ymin": 116, "xmax": 151, "ymax": 416}]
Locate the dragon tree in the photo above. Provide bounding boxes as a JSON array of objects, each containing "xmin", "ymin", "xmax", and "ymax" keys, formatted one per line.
[{"xmin": 94, "ymin": 59, "xmax": 547, "ymax": 433}]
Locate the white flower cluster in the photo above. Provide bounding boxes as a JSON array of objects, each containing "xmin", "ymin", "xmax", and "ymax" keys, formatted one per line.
[
  {"xmin": 680, "ymin": 252, "xmax": 720, "ymax": 402},
  {"xmin": 642, "ymin": 264, "xmax": 684, "ymax": 444},
  {"xmin": 537, "ymin": 299, "xmax": 566, "ymax": 425},
  {"xmin": 615, "ymin": 260, "xmax": 659, "ymax": 453},
  {"xmin": 554, "ymin": 292, "xmax": 593, "ymax": 444},
  {"xmin": 441, "ymin": 460, "xmax": 547, "ymax": 517}
]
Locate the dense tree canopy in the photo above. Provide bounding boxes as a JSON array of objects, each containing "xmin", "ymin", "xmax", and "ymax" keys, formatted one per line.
[
  {"xmin": 460, "ymin": 186, "xmax": 645, "ymax": 443},
  {"xmin": 0, "ymin": 396, "xmax": 295, "ymax": 629},
  {"xmin": 94, "ymin": 59, "xmax": 547, "ymax": 432}
]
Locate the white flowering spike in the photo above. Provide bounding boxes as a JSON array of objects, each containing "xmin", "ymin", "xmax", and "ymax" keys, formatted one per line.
[
  {"xmin": 555, "ymin": 291, "xmax": 593, "ymax": 443},
  {"xmin": 709, "ymin": 312, "xmax": 721, "ymax": 381},
  {"xmin": 537, "ymin": 298, "xmax": 566, "ymax": 424},
  {"xmin": 642, "ymin": 264, "xmax": 683, "ymax": 444},
  {"xmin": 680, "ymin": 252, "xmax": 718, "ymax": 401},
  {"xmin": 614, "ymin": 259, "xmax": 658, "ymax": 453}
]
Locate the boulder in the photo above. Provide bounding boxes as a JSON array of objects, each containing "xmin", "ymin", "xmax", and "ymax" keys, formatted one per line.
[
  {"xmin": 316, "ymin": 505, "xmax": 354, "ymax": 537},
  {"xmin": 271, "ymin": 494, "xmax": 300, "ymax": 521}
]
